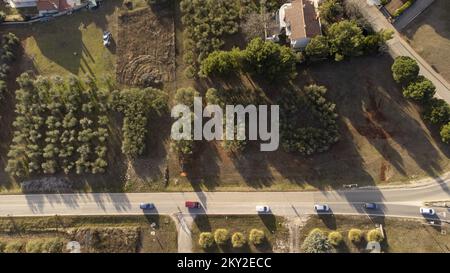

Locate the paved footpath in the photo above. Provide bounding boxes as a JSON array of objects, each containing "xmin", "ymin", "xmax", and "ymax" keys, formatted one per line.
[{"xmin": 356, "ymin": 0, "xmax": 450, "ymax": 103}]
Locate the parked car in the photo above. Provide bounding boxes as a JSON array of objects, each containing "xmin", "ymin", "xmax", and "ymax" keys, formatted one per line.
[
  {"xmin": 420, "ymin": 207, "xmax": 436, "ymax": 216},
  {"xmin": 364, "ymin": 203, "xmax": 378, "ymax": 210},
  {"xmin": 139, "ymin": 203, "xmax": 155, "ymax": 210},
  {"xmin": 256, "ymin": 205, "xmax": 270, "ymax": 213},
  {"xmin": 103, "ymin": 31, "xmax": 112, "ymax": 47},
  {"xmin": 185, "ymin": 201, "xmax": 201, "ymax": 209},
  {"xmin": 314, "ymin": 204, "xmax": 330, "ymax": 213}
]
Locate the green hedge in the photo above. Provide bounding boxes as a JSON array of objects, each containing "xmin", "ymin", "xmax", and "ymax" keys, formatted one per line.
[{"xmin": 393, "ymin": 0, "xmax": 415, "ymax": 17}]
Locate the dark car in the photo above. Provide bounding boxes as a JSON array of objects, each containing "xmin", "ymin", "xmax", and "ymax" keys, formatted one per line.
[
  {"xmin": 185, "ymin": 201, "xmax": 201, "ymax": 209},
  {"xmin": 364, "ymin": 203, "xmax": 377, "ymax": 210},
  {"xmin": 140, "ymin": 203, "xmax": 155, "ymax": 210}
]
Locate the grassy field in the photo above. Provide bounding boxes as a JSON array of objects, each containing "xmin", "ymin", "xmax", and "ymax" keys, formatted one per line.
[
  {"xmin": 8, "ymin": 0, "xmax": 120, "ymax": 80},
  {"xmin": 402, "ymin": 0, "xmax": 450, "ymax": 82},
  {"xmin": 300, "ymin": 215, "xmax": 450, "ymax": 253},
  {"xmin": 0, "ymin": 215, "xmax": 177, "ymax": 253},
  {"xmin": 191, "ymin": 215, "xmax": 290, "ymax": 253}
]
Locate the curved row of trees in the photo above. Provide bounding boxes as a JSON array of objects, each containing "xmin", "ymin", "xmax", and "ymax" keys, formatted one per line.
[{"xmin": 391, "ymin": 56, "xmax": 450, "ymax": 144}]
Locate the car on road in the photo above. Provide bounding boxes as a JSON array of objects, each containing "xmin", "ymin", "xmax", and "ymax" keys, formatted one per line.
[
  {"xmin": 139, "ymin": 203, "xmax": 155, "ymax": 210},
  {"xmin": 364, "ymin": 203, "xmax": 378, "ymax": 210},
  {"xmin": 314, "ymin": 204, "xmax": 330, "ymax": 213},
  {"xmin": 185, "ymin": 201, "xmax": 201, "ymax": 209},
  {"xmin": 420, "ymin": 207, "xmax": 436, "ymax": 216},
  {"xmin": 256, "ymin": 205, "xmax": 270, "ymax": 213}
]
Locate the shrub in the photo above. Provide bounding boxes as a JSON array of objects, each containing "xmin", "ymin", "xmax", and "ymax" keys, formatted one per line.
[
  {"xmin": 392, "ymin": 56, "xmax": 419, "ymax": 84},
  {"xmin": 200, "ymin": 48, "xmax": 242, "ymax": 77},
  {"xmin": 249, "ymin": 229, "xmax": 265, "ymax": 245},
  {"xmin": 403, "ymin": 76, "xmax": 436, "ymax": 103},
  {"xmin": 214, "ymin": 229, "xmax": 229, "ymax": 245},
  {"xmin": 0, "ymin": 241, "xmax": 6, "ymax": 252},
  {"xmin": 42, "ymin": 238, "xmax": 65, "ymax": 253},
  {"xmin": 4, "ymin": 241, "xmax": 25, "ymax": 253},
  {"xmin": 366, "ymin": 229, "xmax": 384, "ymax": 242},
  {"xmin": 0, "ymin": 11, "xmax": 5, "ymax": 23},
  {"xmin": 440, "ymin": 122, "xmax": 450, "ymax": 144},
  {"xmin": 423, "ymin": 98, "xmax": 450, "ymax": 125},
  {"xmin": 231, "ymin": 232, "xmax": 246, "ymax": 248},
  {"xmin": 26, "ymin": 239, "xmax": 45, "ymax": 253},
  {"xmin": 328, "ymin": 231, "xmax": 343, "ymax": 246},
  {"xmin": 348, "ymin": 228, "xmax": 363, "ymax": 243},
  {"xmin": 301, "ymin": 228, "xmax": 332, "ymax": 253},
  {"xmin": 198, "ymin": 232, "xmax": 214, "ymax": 249},
  {"xmin": 393, "ymin": 0, "xmax": 415, "ymax": 17}
]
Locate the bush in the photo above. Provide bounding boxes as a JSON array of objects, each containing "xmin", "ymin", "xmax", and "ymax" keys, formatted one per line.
[
  {"xmin": 26, "ymin": 239, "xmax": 45, "ymax": 253},
  {"xmin": 200, "ymin": 49, "xmax": 242, "ymax": 77},
  {"xmin": 392, "ymin": 56, "xmax": 419, "ymax": 84},
  {"xmin": 403, "ymin": 76, "xmax": 436, "ymax": 103},
  {"xmin": 393, "ymin": 0, "xmax": 415, "ymax": 17},
  {"xmin": 42, "ymin": 238, "xmax": 65, "ymax": 253},
  {"xmin": 4, "ymin": 241, "xmax": 25, "ymax": 253},
  {"xmin": 231, "ymin": 232, "xmax": 246, "ymax": 248},
  {"xmin": 440, "ymin": 122, "xmax": 450, "ymax": 144},
  {"xmin": 348, "ymin": 228, "xmax": 363, "ymax": 243},
  {"xmin": 198, "ymin": 232, "xmax": 214, "ymax": 249},
  {"xmin": 0, "ymin": 11, "xmax": 5, "ymax": 23},
  {"xmin": 423, "ymin": 98, "xmax": 450, "ymax": 125},
  {"xmin": 366, "ymin": 229, "xmax": 384, "ymax": 242},
  {"xmin": 328, "ymin": 231, "xmax": 343, "ymax": 246},
  {"xmin": 0, "ymin": 241, "xmax": 6, "ymax": 252},
  {"xmin": 249, "ymin": 229, "xmax": 265, "ymax": 245},
  {"xmin": 214, "ymin": 229, "xmax": 229, "ymax": 245},
  {"xmin": 301, "ymin": 228, "xmax": 332, "ymax": 253}
]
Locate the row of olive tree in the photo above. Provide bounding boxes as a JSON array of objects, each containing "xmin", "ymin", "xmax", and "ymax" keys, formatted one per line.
[
  {"xmin": 391, "ymin": 56, "xmax": 450, "ymax": 144},
  {"xmin": 0, "ymin": 33, "xmax": 20, "ymax": 120},
  {"xmin": 6, "ymin": 74, "xmax": 110, "ymax": 177},
  {"xmin": 180, "ymin": 0, "xmax": 240, "ymax": 78}
]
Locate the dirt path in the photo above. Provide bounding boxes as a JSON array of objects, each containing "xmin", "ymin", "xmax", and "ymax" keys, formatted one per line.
[
  {"xmin": 286, "ymin": 216, "xmax": 309, "ymax": 253},
  {"xmin": 173, "ymin": 213, "xmax": 194, "ymax": 253}
]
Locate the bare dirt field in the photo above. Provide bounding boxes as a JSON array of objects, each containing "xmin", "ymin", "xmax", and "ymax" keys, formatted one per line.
[
  {"xmin": 402, "ymin": 0, "xmax": 450, "ymax": 82},
  {"xmin": 161, "ymin": 54, "xmax": 450, "ymax": 192},
  {"xmin": 0, "ymin": 215, "xmax": 177, "ymax": 253},
  {"xmin": 116, "ymin": 5, "xmax": 176, "ymax": 88}
]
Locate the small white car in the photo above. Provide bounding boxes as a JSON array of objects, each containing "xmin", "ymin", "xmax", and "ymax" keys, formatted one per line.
[
  {"xmin": 314, "ymin": 204, "xmax": 330, "ymax": 213},
  {"xmin": 420, "ymin": 207, "xmax": 436, "ymax": 216},
  {"xmin": 256, "ymin": 205, "xmax": 270, "ymax": 213}
]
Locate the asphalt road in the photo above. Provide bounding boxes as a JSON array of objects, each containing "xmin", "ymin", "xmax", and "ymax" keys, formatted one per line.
[{"xmin": 0, "ymin": 178, "xmax": 448, "ymax": 222}]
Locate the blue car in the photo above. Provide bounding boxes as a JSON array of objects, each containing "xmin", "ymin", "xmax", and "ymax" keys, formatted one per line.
[
  {"xmin": 364, "ymin": 203, "xmax": 377, "ymax": 210},
  {"xmin": 140, "ymin": 203, "xmax": 155, "ymax": 210}
]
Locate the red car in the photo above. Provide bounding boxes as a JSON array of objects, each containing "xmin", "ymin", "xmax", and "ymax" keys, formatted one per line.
[{"xmin": 185, "ymin": 201, "xmax": 201, "ymax": 209}]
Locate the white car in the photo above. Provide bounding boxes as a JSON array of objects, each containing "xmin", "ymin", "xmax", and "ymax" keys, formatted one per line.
[
  {"xmin": 256, "ymin": 205, "xmax": 270, "ymax": 213},
  {"xmin": 314, "ymin": 204, "xmax": 330, "ymax": 213},
  {"xmin": 420, "ymin": 207, "xmax": 436, "ymax": 216}
]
